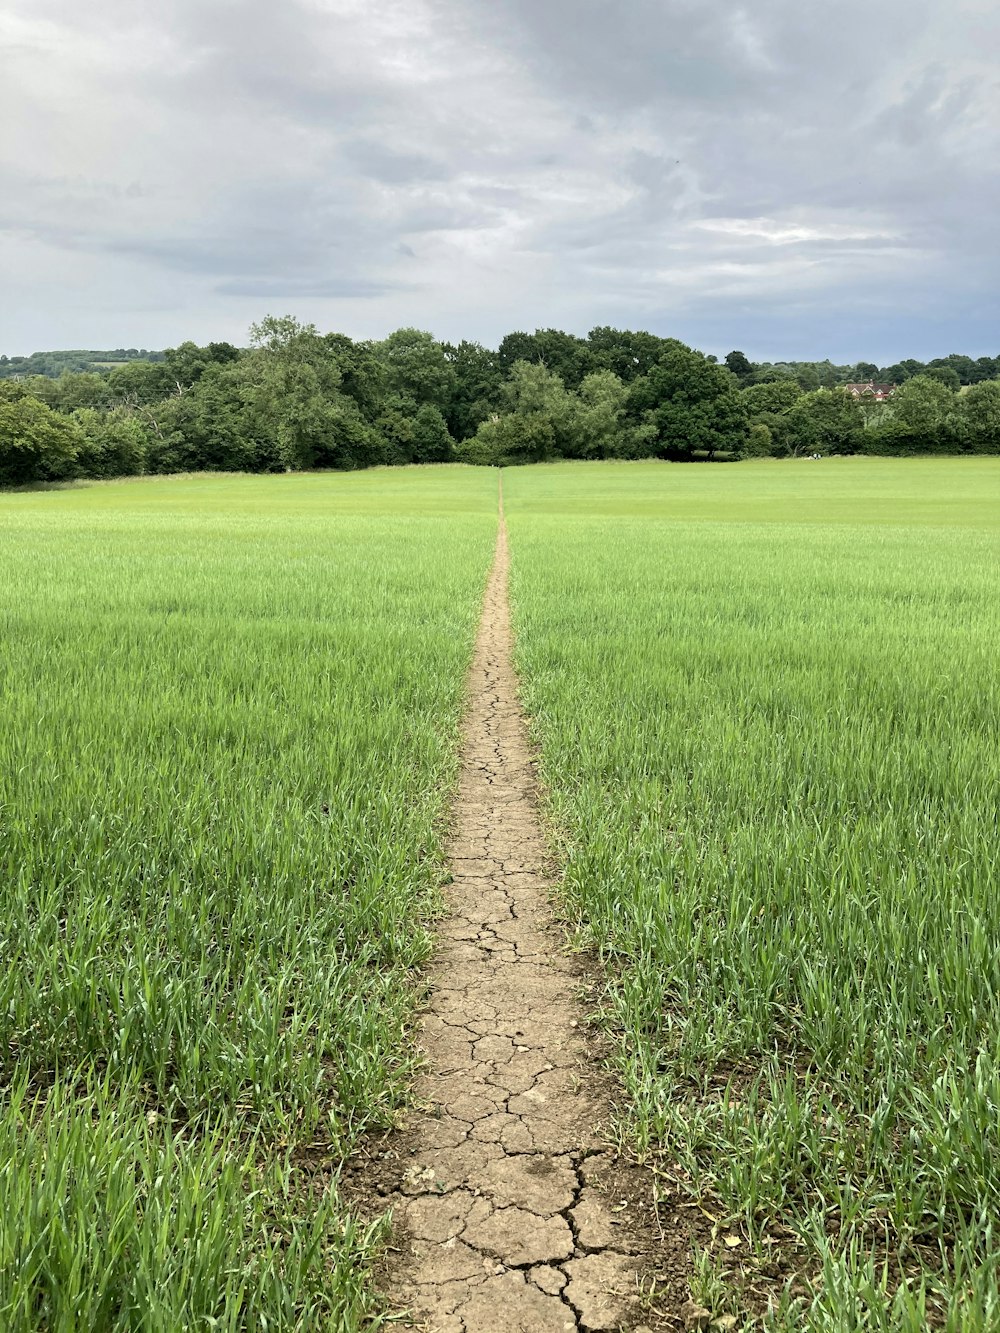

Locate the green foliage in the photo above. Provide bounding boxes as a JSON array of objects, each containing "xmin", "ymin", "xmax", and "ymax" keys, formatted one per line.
[
  {"xmin": 464, "ymin": 356, "xmax": 635, "ymax": 463},
  {"xmin": 741, "ymin": 379, "xmax": 803, "ymax": 417},
  {"xmin": 724, "ymin": 349, "xmax": 754, "ymax": 381},
  {"xmin": 322, "ymin": 333, "xmax": 385, "ymax": 421},
  {"xmin": 630, "ymin": 345, "xmax": 748, "ymax": 458},
  {"xmin": 926, "ymin": 365, "xmax": 962, "ymax": 392},
  {"xmin": 163, "ymin": 339, "xmax": 241, "ymax": 390},
  {"xmin": 740, "ymin": 380, "xmax": 803, "ymax": 456},
  {"xmin": 0, "ymin": 393, "xmax": 80, "ymax": 485},
  {"xmin": 566, "ymin": 370, "xmax": 630, "ymax": 458},
  {"xmin": 496, "ymin": 328, "xmax": 594, "ymax": 388},
  {"xmin": 752, "ymin": 352, "xmax": 1000, "ymax": 390},
  {"xmin": 372, "ymin": 404, "xmax": 418, "ymax": 466},
  {"xmin": 72, "ymin": 407, "xmax": 149, "ymax": 477},
  {"xmin": 960, "ymin": 380, "xmax": 1000, "ymax": 452},
  {"xmin": 785, "ymin": 388, "xmax": 864, "ymax": 455},
  {"xmin": 38, "ymin": 371, "xmax": 112, "ymax": 412},
  {"xmin": 892, "ymin": 376, "xmax": 958, "ymax": 431},
  {"xmin": 411, "ymin": 403, "xmax": 455, "ymax": 462},
  {"xmin": 107, "ymin": 358, "xmax": 176, "ymax": 406},
  {"xmin": 880, "ymin": 358, "xmax": 927, "ymax": 384},
  {"xmin": 4, "ymin": 323, "xmax": 998, "ymax": 488},
  {"xmin": 0, "ymin": 348, "xmax": 163, "ymax": 380},
  {"xmin": 453, "ymin": 432, "xmax": 501, "ymax": 466},
  {"xmin": 369, "ymin": 402, "xmax": 454, "ymax": 466},
  {"xmin": 587, "ymin": 326, "xmax": 674, "ymax": 382},
  {"xmin": 442, "ymin": 339, "xmax": 502, "ymax": 440},
  {"xmin": 863, "ymin": 376, "xmax": 962, "ymax": 454},
  {"xmin": 854, "ymin": 375, "xmax": 1000, "ymax": 458},
  {"xmin": 752, "ymin": 360, "xmax": 842, "ymax": 391},
  {"xmin": 0, "ymin": 378, "xmax": 41, "ymax": 403},
  {"xmin": 498, "ymin": 359, "xmax": 564, "ymax": 416},
  {"xmin": 744, "ymin": 421, "xmax": 773, "ymax": 457},
  {"xmin": 375, "ymin": 327, "xmax": 456, "ymax": 413},
  {"xmin": 235, "ymin": 318, "xmax": 375, "ymax": 470},
  {"xmin": 459, "ymin": 361, "xmax": 570, "ymax": 465},
  {"xmin": 468, "ymin": 410, "xmax": 555, "ymax": 465}
]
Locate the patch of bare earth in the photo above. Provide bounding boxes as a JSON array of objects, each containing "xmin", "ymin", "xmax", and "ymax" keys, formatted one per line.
[{"xmin": 353, "ymin": 486, "xmax": 692, "ymax": 1332}]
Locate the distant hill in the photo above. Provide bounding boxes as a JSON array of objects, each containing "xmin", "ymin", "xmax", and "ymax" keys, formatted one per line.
[{"xmin": 0, "ymin": 348, "xmax": 165, "ymax": 379}]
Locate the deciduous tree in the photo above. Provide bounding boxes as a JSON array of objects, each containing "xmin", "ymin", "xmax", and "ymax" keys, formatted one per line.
[{"xmin": 0, "ymin": 394, "xmax": 80, "ymax": 485}]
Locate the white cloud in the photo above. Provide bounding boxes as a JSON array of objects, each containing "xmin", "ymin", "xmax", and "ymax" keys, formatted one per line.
[{"xmin": 693, "ymin": 219, "xmax": 901, "ymax": 245}]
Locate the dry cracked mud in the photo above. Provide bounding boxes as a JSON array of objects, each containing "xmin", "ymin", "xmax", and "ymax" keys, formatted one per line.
[{"xmin": 379, "ymin": 484, "xmax": 655, "ymax": 1332}]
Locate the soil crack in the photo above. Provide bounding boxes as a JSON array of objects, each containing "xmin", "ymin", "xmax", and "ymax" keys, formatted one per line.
[{"xmin": 384, "ymin": 480, "xmax": 648, "ymax": 1331}]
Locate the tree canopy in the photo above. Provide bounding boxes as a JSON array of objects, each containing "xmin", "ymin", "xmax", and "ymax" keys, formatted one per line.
[{"xmin": 1, "ymin": 320, "xmax": 997, "ymax": 487}]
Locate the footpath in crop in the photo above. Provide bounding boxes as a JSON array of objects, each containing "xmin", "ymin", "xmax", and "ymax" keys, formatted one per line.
[{"xmin": 371, "ymin": 487, "xmax": 666, "ymax": 1332}]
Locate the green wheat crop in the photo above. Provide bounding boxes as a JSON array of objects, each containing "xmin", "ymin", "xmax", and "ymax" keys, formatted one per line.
[
  {"xmin": 505, "ymin": 458, "xmax": 1000, "ymax": 1330},
  {"xmin": 0, "ymin": 467, "xmax": 497, "ymax": 1330}
]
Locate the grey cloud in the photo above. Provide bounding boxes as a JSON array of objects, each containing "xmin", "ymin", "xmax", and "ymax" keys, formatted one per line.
[
  {"xmin": 340, "ymin": 140, "xmax": 451, "ymax": 185},
  {"xmin": 215, "ymin": 276, "xmax": 400, "ymax": 299},
  {"xmin": 0, "ymin": 0, "xmax": 997, "ymax": 359}
]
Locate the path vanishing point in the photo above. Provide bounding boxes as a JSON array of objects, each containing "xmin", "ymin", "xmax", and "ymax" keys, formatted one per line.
[{"xmin": 380, "ymin": 481, "xmax": 654, "ymax": 1331}]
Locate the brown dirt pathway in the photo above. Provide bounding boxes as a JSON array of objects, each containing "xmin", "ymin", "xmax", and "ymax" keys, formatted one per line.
[{"xmin": 381, "ymin": 481, "xmax": 654, "ymax": 1331}]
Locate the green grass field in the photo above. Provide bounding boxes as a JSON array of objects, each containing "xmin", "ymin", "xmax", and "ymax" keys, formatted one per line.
[
  {"xmin": 505, "ymin": 458, "xmax": 1000, "ymax": 1328},
  {"xmin": 0, "ymin": 468, "xmax": 497, "ymax": 1329},
  {"xmin": 2, "ymin": 458, "xmax": 998, "ymax": 1329}
]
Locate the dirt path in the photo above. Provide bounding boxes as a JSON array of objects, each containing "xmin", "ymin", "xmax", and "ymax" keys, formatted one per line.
[{"xmin": 381, "ymin": 482, "xmax": 652, "ymax": 1331}]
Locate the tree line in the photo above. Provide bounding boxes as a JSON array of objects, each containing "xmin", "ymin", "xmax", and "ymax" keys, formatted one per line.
[
  {"xmin": 1, "ymin": 318, "xmax": 998, "ymax": 486},
  {"xmin": 727, "ymin": 350, "xmax": 1000, "ymax": 393},
  {"xmin": 0, "ymin": 348, "xmax": 165, "ymax": 381}
]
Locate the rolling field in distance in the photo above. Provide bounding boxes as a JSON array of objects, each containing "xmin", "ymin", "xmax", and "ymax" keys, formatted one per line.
[
  {"xmin": 505, "ymin": 459, "xmax": 1000, "ymax": 1329},
  {"xmin": 0, "ymin": 468, "xmax": 497, "ymax": 1329}
]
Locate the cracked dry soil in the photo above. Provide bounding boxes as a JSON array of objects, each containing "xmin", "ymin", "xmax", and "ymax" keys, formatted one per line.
[{"xmin": 381, "ymin": 489, "xmax": 651, "ymax": 1332}]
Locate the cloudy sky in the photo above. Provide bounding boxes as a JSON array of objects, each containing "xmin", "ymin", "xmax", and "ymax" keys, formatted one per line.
[{"xmin": 2, "ymin": 0, "xmax": 997, "ymax": 362}]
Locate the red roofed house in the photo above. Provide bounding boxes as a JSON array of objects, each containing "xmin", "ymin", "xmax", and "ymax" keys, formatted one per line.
[{"xmin": 845, "ymin": 381, "xmax": 896, "ymax": 401}]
